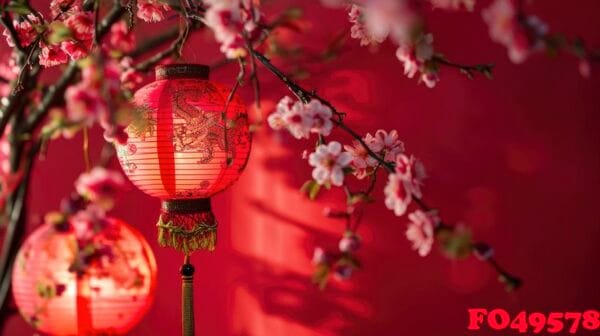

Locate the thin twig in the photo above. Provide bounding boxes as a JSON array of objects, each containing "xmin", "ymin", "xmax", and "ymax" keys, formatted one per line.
[
  {"xmin": 247, "ymin": 44, "xmax": 261, "ymax": 111},
  {"xmin": 434, "ymin": 56, "xmax": 494, "ymax": 79},
  {"xmin": 221, "ymin": 57, "xmax": 246, "ymax": 165},
  {"xmin": 127, "ymin": 26, "xmax": 180, "ymax": 58},
  {"xmin": 134, "ymin": 12, "xmax": 192, "ymax": 72},
  {"xmin": 249, "ymin": 49, "xmax": 396, "ymax": 170}
]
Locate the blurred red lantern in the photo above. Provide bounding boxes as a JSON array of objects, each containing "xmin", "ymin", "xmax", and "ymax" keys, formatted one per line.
[
  {"xmin": 116, "ymin": 64, "xmax": 251, "ymax": 254},
  {"xmin": 12, "ymin": 216, "xmax": 157, "ymax": 335}
]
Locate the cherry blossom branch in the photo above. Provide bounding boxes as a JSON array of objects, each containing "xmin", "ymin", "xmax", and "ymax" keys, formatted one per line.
[
  {"xmin": 433, "ymin": 55, "xmax": 494, "ymax": 79},
  {"xmin": 484, "ymin": 0, "xmax": 599, "ymax": 76},
  {"xmin": 24, "ymin": 2, "xmax": 127, "ymax": 133},
  {"xmin": 250, "ymin": 48, "xmax": 395, "ymax": 172},
  {"xmin": 250, "ymin": 48, "xmax": 521, "ymax": 291}
]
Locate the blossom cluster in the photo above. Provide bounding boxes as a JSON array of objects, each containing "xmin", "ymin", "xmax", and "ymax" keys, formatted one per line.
[
  {"xmin": 204, "ymin": 0, "xmax": 265, "ymax": 59},
  {"xmin": 268, "ymin": 97, "xmax": 333, "ymax": 139},
  {"xmin": 136, "ymin": 0, "xmax": 172, "ymax": 23},
  {"xmin": 482, "ymin": 0, "xmax": 548, "ymax": 64},
  {"xmin": 1, "ymin": 1, "xmax": 138, "ymax": 68},
  {"xmin": 345, "ymin": 129, "xmax": 404, "ymax": 179},
  {"xmin": 269, "ymin": 95, "xmax": 444, "ymax": 286},
  {"xmin": 63, "ymin": 56, "xmax": 134, "ymax": 144},
  {"xmin": 344, "ymin": 1, "xmax": 441, "ymax": 88},
  {"xmin": 45, "ymin": 166, "xmax": 127, "ymax": 276}
]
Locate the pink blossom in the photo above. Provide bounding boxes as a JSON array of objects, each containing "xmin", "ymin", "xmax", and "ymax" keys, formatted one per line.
[
  {"xmin": 482, "ymin": 0, "xmax": 548, "ymax": 64},
  {"xmin": 61, "ymin": 39, "xmax": 91, "ymax": 60},
  {"xmin": 421, "ymin": 71, "xmax": 439, "ymax": 88},
  {"xmin": 2, "ymin": 14, "xmax": 42, "ymax": 48},
  {"xmin": 80, "ymin": 60, "xmax": 122, "ymax": 95},
  {"xmin": 75, "ymin": 167, "xmax": 126, "ymax": 208},
  {"xmin": 267, "ymin": 96, "xmax": 293, "ymax": 130},
  {"xmin": 107, "ymin": 21, "xmax": 136, "ymax": 53},
  {"xmin": 268, "ymin": 96, "xmax": 333, "ymax": 139},
  {"xmin": 70, "ymin": 204, "xmax": 107, "ymax": 242},
  {"xmin": 120, "ymin": 67, "xmax": 143, "ymax": 90},
  {"xmin": 308, "ymin": 141, "xmax": 352, "ymax": 187},
  {"xmin": 348, "ymin": 5, "xmax": 385, "ymax": 46},
  {"xmin": 312, "ymin": 247, "xmax": 327, "ymax": 265},
  {"xmin": 39, "ymin": 42, "xmax": 69, "ymax": 68},
  {"xmin": 344, "ymin": 140, "xmax": 374, "ymax": 179},
  {"xmin": 396, "ymin": 45, "xmax": 419, "ymax": 78},
  {"xmin": 406, "ymin": 210, "xmax": 438, "ymax": 257},
  {"xmin": 344, "ymin": 129, "xmax": 404, "ymax": 179},
  {"xmin": 339, "ymin": 233, "xmax": 360, "ymax": 253},
  {"xmin": 137, "ymin": 0, "xmax": 171, "ymax": 23},
  {"xmin": 50, "ymin": 0, "xmax": 83, "ymax": 17},
  {"xmin": 369, "ymin": 129, "xmax": 404, "ymax": 162},
  {"xmin": 64, "ymin": 11, "xmax": 94, "ymax": 41},
  {"xmin": 279, "ymin": 97, "xmax": 312, "ymax": 139},
  {"xmin": 395, "ymin": 33, "xmax": 439, "ymax": 87},
  {"xmin": 304, "ymin": 99, "xmax": 333, "ymax": 136},
  {"xmin": 384, "ymin": 173, "xmax": 414, "ymax": 216},
  {"xmin": 394, "ymin": 154, "xmax": 426, "ymax": 198},
  {"xmin": 205, "ymin": 0, "xmax": 264, "ymax": 59},
  {"xmin": 383, "ymin": 151, "xmax": 426, "ymax": 217},
  {"xmin": 65, "ymin": 83, "xmax": 108, "ymax": 124},
  {"xmin": 361, "ymin": 0, "xmax": 419, "ymax": 46}
]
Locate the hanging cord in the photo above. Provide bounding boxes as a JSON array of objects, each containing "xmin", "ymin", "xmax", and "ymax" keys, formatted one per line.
[
  {"xmin": 82, "ymin": 126, "xmax": 91, "ymax": 172},
  {"xmin": 181, "ymin": 254, "xmax": 195, "ymax": 336}
]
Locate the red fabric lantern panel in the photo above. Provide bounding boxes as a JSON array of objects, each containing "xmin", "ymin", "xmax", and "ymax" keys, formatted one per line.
[
  {"xmin": 12, "ymin": 217, "xmax": 157, "ymax": 335},
  {"xmin": 116, "ymin": 64, "xmax": 251, "ymax": 253}
]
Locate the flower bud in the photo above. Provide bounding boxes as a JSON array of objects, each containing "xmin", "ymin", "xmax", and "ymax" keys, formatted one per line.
[{"xmin": 338, "ymin": 234, "xmax": 360, "ymax": 253}]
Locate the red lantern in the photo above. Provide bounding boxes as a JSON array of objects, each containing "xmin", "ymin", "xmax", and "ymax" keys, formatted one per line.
[
  {"xmin": 12, "ymin": 217, "xmax": 157, "ymax": 335},
  {"xmin": 115, "ymin": 64, "xmax": 251, "ymax": 254}
]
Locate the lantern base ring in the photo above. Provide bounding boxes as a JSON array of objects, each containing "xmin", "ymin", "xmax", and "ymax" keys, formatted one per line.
[{"xmin": 157, "ymin": 198, "xmax": 217, "ymax": 254}]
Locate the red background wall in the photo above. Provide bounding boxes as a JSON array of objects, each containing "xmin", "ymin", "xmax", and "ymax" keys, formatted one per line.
[{"xmin": 2, "ymin": 1, "xmax": 600, "ymax": 335}]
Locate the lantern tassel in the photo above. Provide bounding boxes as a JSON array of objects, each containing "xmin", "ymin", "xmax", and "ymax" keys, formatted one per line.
[
  {"xmin": 157, "ymin": 198, "xmax": 217, "ymax": 254},
  {"xmin": 180, "ymin": 255, "xmax": 195, "ymax": 336}
]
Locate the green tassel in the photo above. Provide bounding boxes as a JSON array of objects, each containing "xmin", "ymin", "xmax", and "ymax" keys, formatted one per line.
[{"xmin": 157, "ymin": 216, "xmax": 217, "ymax": 254}]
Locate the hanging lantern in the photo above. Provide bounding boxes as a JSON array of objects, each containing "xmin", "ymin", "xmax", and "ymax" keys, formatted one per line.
[
  {"xmin": 115, "ymin": 64, "xmax": 251, "ymax": 254},
  {"xmin": 12, "ymin": 216, "xmax": 157, "ymax": 335}
]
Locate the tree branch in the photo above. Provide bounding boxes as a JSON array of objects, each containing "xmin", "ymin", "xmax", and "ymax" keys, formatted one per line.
[
  {"xmin": 128, "ymin": 26, "xmax": 180, "ymax": 58},
  {"xmin": 251, "ymin": 48, "xmax": 521, "ymax": 291},
  {"xmin": 134, "ymin": 21, "xmax": 191, "ymax": 72}
]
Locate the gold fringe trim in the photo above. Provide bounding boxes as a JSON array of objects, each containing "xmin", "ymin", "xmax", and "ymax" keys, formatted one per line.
[{"xmin": 157, "ymin": 216, "xmax": 217, "ymax": 254}]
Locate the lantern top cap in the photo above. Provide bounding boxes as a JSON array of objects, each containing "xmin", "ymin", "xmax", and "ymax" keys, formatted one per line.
[{"xmin": 156, "ymin": 64, "xmax": 210, "ymax": 80}]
